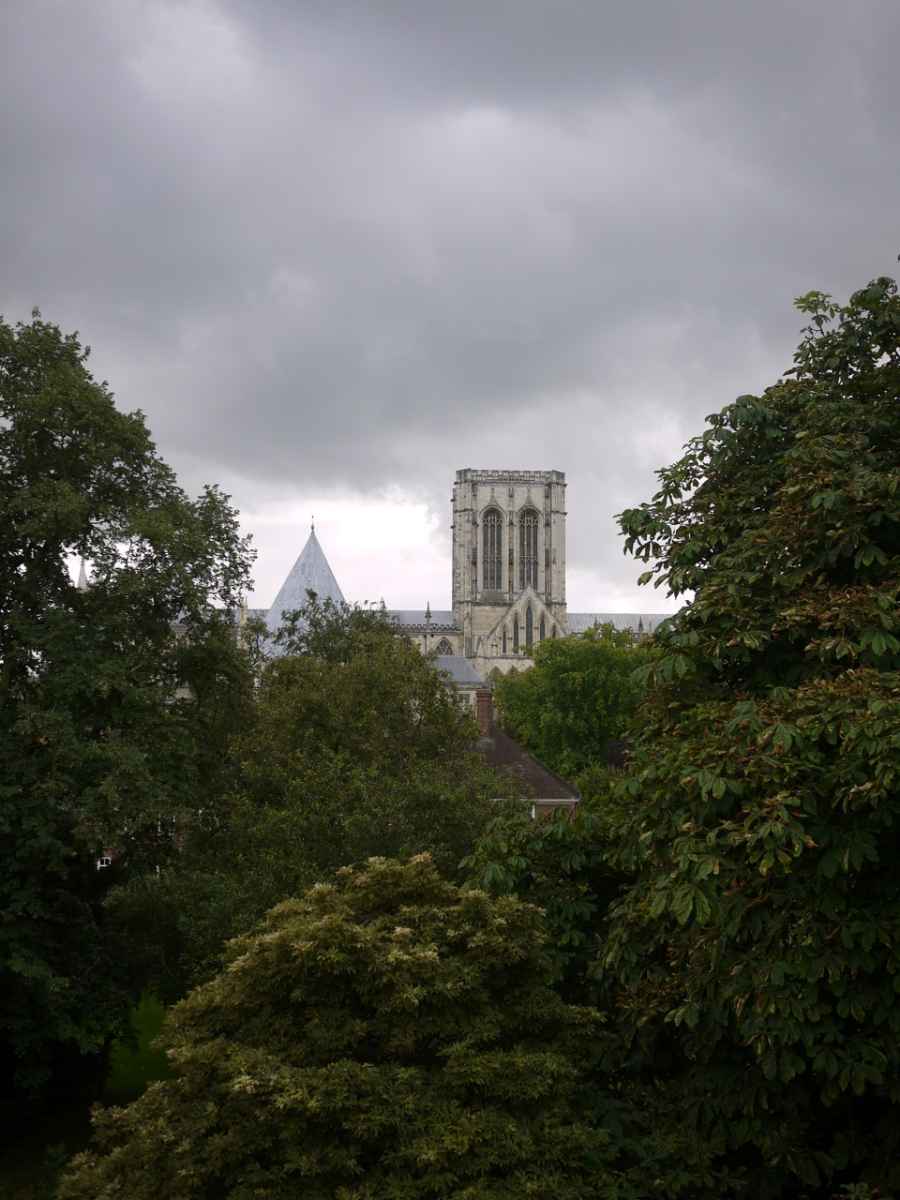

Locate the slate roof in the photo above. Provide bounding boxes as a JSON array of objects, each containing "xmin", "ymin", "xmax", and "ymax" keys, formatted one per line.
[
  {"xmin": 434, "ymin": 655, "xmax": 483, "ymax": 685},
  {"xmin": 387, "ymin": 609, "xmax": 458, "ymax": 630},
  {"xmin": 566, "ymin": 612, "xmax": 674, "ymax": 635},
  {"xmin": 479, "ymin": 728, "xmax": 579, "ymax": 802},
  {"xmin": 266, "ymin": 529, "xmax": 345, "ymax": 635}
]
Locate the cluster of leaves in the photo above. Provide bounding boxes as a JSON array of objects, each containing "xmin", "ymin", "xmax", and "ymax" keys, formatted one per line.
[
  {"xmin": 465, "ymin": 771, "xmax": 629, "ymax": 1004},
  {"xmin": 61, "ymin": 856, "xmax": 730, "ymax": 1200},
  {"xmin": 0, "ymin": 314, "xmax": 255, "ymax": 1104},
  {"xmin": 493, "ymin": 623, "xmax": 652, "ymax": 778},
  {"xmin": 474, "ymin": 274, "xmax": 900, "ymax": 1196},
  {"xmin": 111, "ymin": 596, "xmax": 512, "ymax": 997}
]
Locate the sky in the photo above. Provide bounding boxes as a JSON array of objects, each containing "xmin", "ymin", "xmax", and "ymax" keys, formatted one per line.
[{"xmin": 3, "ymin": 0, "xmax": 899, "ymax": 611}]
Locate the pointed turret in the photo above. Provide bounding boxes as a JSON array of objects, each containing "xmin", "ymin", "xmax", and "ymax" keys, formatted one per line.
[{"xmin": 266, "ymin": 526, "xmax": 345, "ymax": 637}]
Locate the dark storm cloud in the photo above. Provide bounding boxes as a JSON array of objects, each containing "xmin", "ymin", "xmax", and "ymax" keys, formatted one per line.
[{"xmin": 3, "ymin": 0, "xmax": 899, "ymax": 603}]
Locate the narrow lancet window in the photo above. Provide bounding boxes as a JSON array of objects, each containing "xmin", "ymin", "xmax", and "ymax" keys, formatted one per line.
[
  {"xmin": 525, "ymin": 605, "xmax": 533, "ymax": 649},
  {"xmin": 482, "ymin": 508, "xmax": 503, "ymax": 591},
  {"xmin": 513, "ymin": 614, "xmax": 519, "ymax": 652},
  {"xmin": 539, "ymin": 615, "xmax": 545, "ymax": 642},
  {"xmin": 519, "ymin": 509, "xmax": 539, "ymax": 590}
]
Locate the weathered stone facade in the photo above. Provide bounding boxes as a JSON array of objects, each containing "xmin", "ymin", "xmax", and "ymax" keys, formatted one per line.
[
  {"xmin": 451, "ymin": 469, "xmax": 567, "ymax": 675},
  {"xmin": 256, "ymin": 468, "xmax": 672, "ymax": 681},
  {"xmin": 385, "ymin": 469, "xmax": 572, "ymax": 677}
]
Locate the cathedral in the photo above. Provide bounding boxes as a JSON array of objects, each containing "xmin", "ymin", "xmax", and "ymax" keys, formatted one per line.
[{"xmin": 253, "ymin": 468, "xmax": 671, "ymax": 681}]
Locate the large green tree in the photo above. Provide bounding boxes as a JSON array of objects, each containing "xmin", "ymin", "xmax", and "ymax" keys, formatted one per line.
[
  {"xmin": 119, "ymin": 597, "xmax": 512, "ymax": 996},
  {"xmin": 604, "ymin": 275, "xmax": 900, "ymax": 1194},
  {"xmin": 494, "ymin": 623, "xmax": 652, "ymax": 778},
  {"xmin": 471, "ymin": 273, "xmax": 900, "ymax": 1197},
  {"xmin": 0, "ymin": 313, "xmax": 255, "ymax": 1102},
  {"xmin": 60, "ymin": 855, "xmax": 724, "ymax": 1200}
]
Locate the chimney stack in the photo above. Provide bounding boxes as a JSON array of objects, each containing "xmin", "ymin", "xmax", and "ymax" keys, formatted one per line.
[{"xmin": 475, "ymin": 688, "xmax": 493, "ymax": 737}]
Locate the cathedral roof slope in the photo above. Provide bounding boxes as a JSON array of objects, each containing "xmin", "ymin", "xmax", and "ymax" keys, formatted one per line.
[
  {"xmin": 434, "ymin": 655, "xmax": 483, "ymax": 685},
  {"xmin": 387, "ymin": 609, "xmax": 457, "ymax": 630},
  {"xmin": 567, "ymin": 612, "xmax": 674, "ymax": 635},
  {"xmin": 266, "ymin": 528, "xmax": 345, "ymax": 635}
]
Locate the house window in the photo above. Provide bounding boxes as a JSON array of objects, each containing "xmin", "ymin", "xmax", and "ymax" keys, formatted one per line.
[
  {"xmin": 513, "ymin": 614, "xmax": 519, "ymax": 652},
  {"xmin": 539, "ymin": 614, "xmax": 545, "ymax": 641},
  {"xmin": 435, "ymin": 638, "xmax": 454, "ymax": 654},
  {"xmin": 482, "ymin": 508, "xmax": 503, "ymax": 590},
  {"xmin": 519, "ymin": 509, "xmax": 539, "ymax": 590},
  {"xmin": 525, "ymin": 605, "xmax": 533, "ymax": 649}
]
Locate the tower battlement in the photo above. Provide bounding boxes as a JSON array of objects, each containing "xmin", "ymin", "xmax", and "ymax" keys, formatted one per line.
[{"xmin": 455, "ymin": 468, "xmax": 566, "ymax": 485}]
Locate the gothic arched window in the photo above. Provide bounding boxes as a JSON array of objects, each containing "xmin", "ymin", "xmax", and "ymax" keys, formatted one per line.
[
  {"xmin": 482, "ymin": 508, "xmax": 503, "ymax": 591},
  {"xmin": 502, "ymin": 627, "xmax": 507, "ymax": 654},
  {"xmin": 525, "ymin": 605, "xmax": 533, "ymax": 650},
  {"xmin": 435, "ymin": 638, "xmax": 454, "ymax": 655},
  {"xmin": 519, "ymin": 509, "xmax": 539, "ymax": 590},
  {"xmin": 539, "ymin": 614, "xmax": 545, "ymax": 641},
  {"xmin": 513, "ymin": 614, "xmax": 519, "ymax": 653}
]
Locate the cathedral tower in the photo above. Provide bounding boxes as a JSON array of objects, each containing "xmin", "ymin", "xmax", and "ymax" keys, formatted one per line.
[{"xmin": 451, "ymin": 469, "xmax": 567, "ymax": 659}]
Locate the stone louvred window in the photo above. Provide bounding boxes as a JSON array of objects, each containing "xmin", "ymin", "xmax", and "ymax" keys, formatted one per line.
[
  {"xmin": 519, "ymin": 509, "xmax": 539, "ymax": 590},
  {"xmin": 482, "ymin": 508, "xmax": 503, "ymax": 590}
]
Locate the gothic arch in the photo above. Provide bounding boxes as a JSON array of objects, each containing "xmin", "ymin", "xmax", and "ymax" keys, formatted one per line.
[
  {"xmin": 482, "ymin": 507, "xmax": 503, "ymax": 591},
  {"xmin": 519, "ymin": 507, "xmax": 539, "ymax": 590},
  {"xmin": 525, "ymin": 604, "xmax": 534, "ymax": 650},
  {"xmin": 435, "ymin": 638, "xmax": 454, "ymax": 655}
]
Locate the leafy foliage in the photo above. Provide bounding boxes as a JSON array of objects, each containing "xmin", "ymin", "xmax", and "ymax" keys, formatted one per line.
[
  {"xmin": 0, "ymin": 313, "xmax": 255, "ymax": 1101},
  {"xmin": 61, "ymin": 856, "xmax": 619, "ymax": 1200},
  {"xmin": 272, "ymin": 591, "xmax": 393, "ymax": 660},
  {"xmin": 471, "ymin": 273, "xmax": 900, "ymax": 1196},
  {"xmin": 604, "ymin": 275, "xmax": 900, "ymax": 1194},
  {"xmin": 465, "ymin": 772, "xmax": 630, "ymax": 1004},
  {"xmin": 493, "ymin": 624, "xmax": 651, "ymax": 777},
  {"xmin": 120, "ymin": 596, "xmax": 511, "ymax": 996}
]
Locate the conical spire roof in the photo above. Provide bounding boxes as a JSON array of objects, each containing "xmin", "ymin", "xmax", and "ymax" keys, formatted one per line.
[{"xmin": 266, "ymin": 527, "xmax": 345, "ymax": 635}]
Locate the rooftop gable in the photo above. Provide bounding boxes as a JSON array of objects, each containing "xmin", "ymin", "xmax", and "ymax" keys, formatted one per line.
[{"xmin": 266, "ymin": 528, "xmax": 345, "ymax": 635}]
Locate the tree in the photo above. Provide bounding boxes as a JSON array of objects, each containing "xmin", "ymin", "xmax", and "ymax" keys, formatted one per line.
[
  {"xmin": 466, "ymin": 273, "xmax": 900, "ymax": 1196},
  {"xmin": 465, "ymin": 780, "xmax": 631, "ymax": 1005},
  {"xmin": 60, "ymin": 856, "xmax": 620, "ymax": 1200},
  {"xmin": 599, "ymin": 275, "xmax": 900, "ymax": 1193},
  {"xmin": 121, "ymin": 596, "xmax": 512, "ymax": 996},
  {"xmin": 494, "ymin": 623, "xmax": 652, "ymax": 778},
  {"xmin": 272, "ymin": 590, "xmax": 394, "ymax": 660},
  {"xmin": 0, "ymin": 313, "xmax": 255, "ymax": 1103}
]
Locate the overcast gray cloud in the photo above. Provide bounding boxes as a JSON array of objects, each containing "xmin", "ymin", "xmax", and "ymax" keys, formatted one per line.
[{"xmin": 3, "ymin": 0, "xmax": 899, "ymax": 608}]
